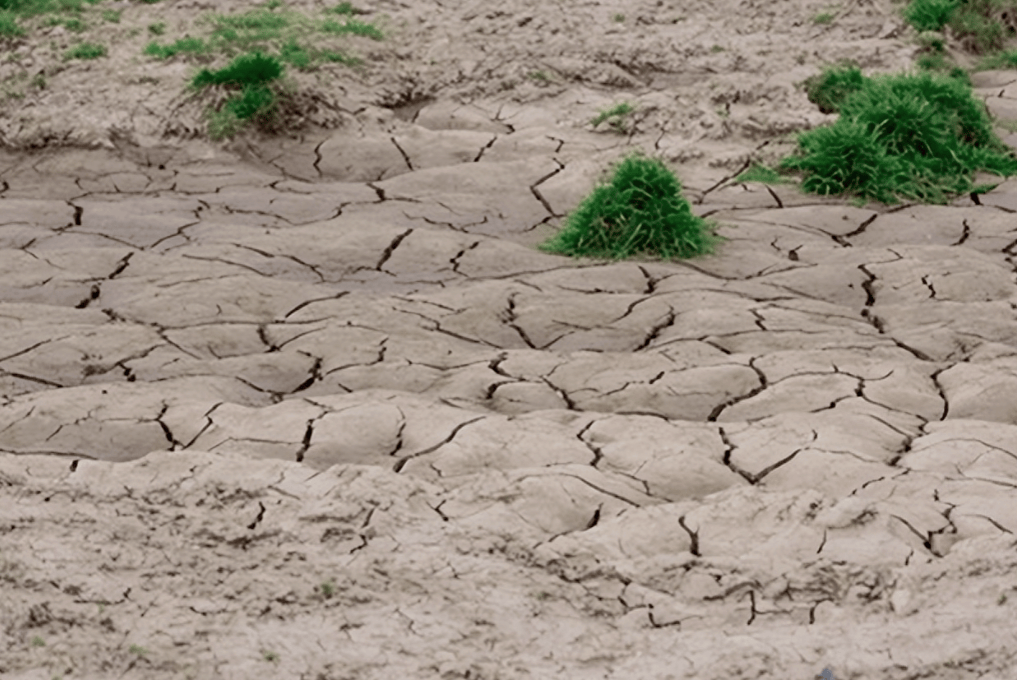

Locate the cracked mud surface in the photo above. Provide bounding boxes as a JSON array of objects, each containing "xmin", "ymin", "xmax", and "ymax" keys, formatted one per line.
[{"xmin": 4, "ymin": 0, "xmax": 1017, "ymax": 678}]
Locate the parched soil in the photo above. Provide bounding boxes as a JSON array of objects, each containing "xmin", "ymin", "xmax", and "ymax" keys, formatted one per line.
[{"xmin": 3, "ymin": 1, "xmax": 1017, "ymax": 679}]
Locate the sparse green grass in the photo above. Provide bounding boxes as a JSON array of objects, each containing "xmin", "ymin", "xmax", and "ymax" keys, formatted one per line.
[
  {"xmin": 802, "ymin": 61, "xmax": 867, "ymax": 114},
  {"xmin": 143, "ymin": 36, "xmax": 209, "ymax": 60},
  {"xmin": 735, "ymin": 163, "xmax": 797, "ymax": 184},
  {"xmin": 100, "ymin": 8, "xmax": 118, "ymax": 23},
  {"xmin": 902, "ymin": 0, "xmax": 1017, "ymax": 55},
  {"xmin": 320, "ymin": 17, "xmax": 383, "ymax": 39},
  {"xmin": 591, "ymin": 101, "xmax": 635, "ymax": 131},
  {"xmin": 64, "ymin": 40, "xmax": 105, "ymax": 59},
  {"xmin": 539, "ymin": 152, "xmax": 724, "ymax": 261},
  {"xmin": 902, "ymin": 0, "xmax": 959, "ymax": 31},
  {"xmin": 128, "ymin": 644, "xmax": 148, "ymax": 657},
  {"xmin": 978, "ymin": 48, "xmax": 1017, "ymax": 69},
  {"xmin": 190, "ymin": 49, "xmax": 284, "ymax": 88},
  {"xmin": 0, "ymin": 0, "xmax": 101, "ymax": 18},
  {"xmin": 319, "ymin": 580, "xmax": 336, "ymax": 598},
  {"xmin": 780, "ymin": 68, "xmax": 1017, "ymax": 204},
  {"xmin": 0, "ymin": 10, "xmax": 25, "ymax": 36},
  {"xmin": 45, "ymin": 14, "xmax": 86, "ymax": 32},
  {"xmin": 325, "ymin": 2, "xmax": 356, "ymax": 16},
  {"xmin": 710, "ymin": 44, "xmax": 725, "ymax": 52},
  {"xmin": 262, "ymin": 650, "xmax": 279, "ymax": 662},
  {"xmin": 147, "ymin": 21, "xmax": 165, "ymax": 35},
  {"xmin": 30, "ymin": 636, "xmax": 45, "ymax": 647},
  {"xmin": 949, "ymin": 1, "xmax": 1009, "ymax": 54},
  {"xmin": 916, "ymin": 30, "xmax": 946, "ymax": 52},
  {"xmin": 190, "ymin": 50, "xmax": 286, "ymax": 140},
  {"xmin": 814, "ymin": 12, "xmax": 836, "ymax": 24},
  {"xmin": 613, "ymin": 13, "xmax": 625, "ymax": 22},
  {"xmin": 279, "ymin": 36, "xmax": 312, "ymax": 68}
]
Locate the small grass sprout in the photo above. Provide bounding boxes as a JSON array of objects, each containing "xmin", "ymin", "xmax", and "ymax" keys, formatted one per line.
[{"xmin": 591, "ymin": 101, "xmax": 635, "ymax": 132}]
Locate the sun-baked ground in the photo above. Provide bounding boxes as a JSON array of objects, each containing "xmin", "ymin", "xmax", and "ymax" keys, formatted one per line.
[{"xmin": 4, "ymin": 1, "xmax": 1017, "ymax": 679}]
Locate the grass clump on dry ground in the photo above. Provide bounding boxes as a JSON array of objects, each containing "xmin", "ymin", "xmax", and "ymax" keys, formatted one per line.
[
  {"xmin": 187, "ymin": 50, "xmax": 289, "ymax": 141},
  {"xmin": 540, "ymin": 152, "xmax": 724, "ymax": 261},
  {"xmin": 778, "ymin": 67, "xmax": 1017, "ymax": 204}
]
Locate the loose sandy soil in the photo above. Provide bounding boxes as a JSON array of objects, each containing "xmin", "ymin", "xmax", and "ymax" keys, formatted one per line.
[{"xmin": 3, "ymin": 0, "xmax": 1017, "ymax": 679}]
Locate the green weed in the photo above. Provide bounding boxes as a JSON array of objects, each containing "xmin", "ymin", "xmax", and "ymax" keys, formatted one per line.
[
  {"xmin": 147, "ymin": 21, "xmax": 165, "ymax": 35},
  {"xmin": 814, "ymin": 12, "xmax": 835, "ymax": 24},
  {"xmin": 318, "ymin": 49, "xmax": 360, "ymax": 65},
  {"xmin": 53, "ymin": 16, "xmax": 86, "ymax": 31},
  {"xmin": 802, "ymin": 61, "xmax": 867, "ymax": 114},
  {"xmin": 279, "ymin": 37, "xmax": 312, "ymax": 69},
  {"xmin": 591, "ymin": 101, "xmax": 635, "ymax": 131},
  {"xmin": 101, "ymin": 9, "xmax": 118, "ymax": 22},
  {"xmin": 191, "ymin": 50, "xmax": 283, "ymax": 88},
  {"xmin": 977, "ymin": 48, "xmax": 1017, "ymax": 69},
  {"xmin": 144, "ymin": 36, "xmax": 208, "ymax": 60},
  {"xmin": 320, "ymin": 17, "xmax": 382, "ymax": 39},
  {"xmin": 950, "ymin": 0, "xmax": 1015, "ymax": 54},
  {"xmin": 902, "ymin": 0, "xmax": 959, "ymax": 31},
  {"xmin": 735, "ymin": 164, "xmax": 797, "ymax": 184},
  {"xmin": 191, "ymin": 51, "xmax": 286, "ymax": 140},
  {"xmin": 539, "ymin": 152, "xmax": 724, "ymax": 261},
  {"xmin": 0, "ymin": 10, "xmax": 25, "ymax": 36},
  {"xmin": 209, "ymin": 8, "xmax": 289, "ymax": 33},
  {"xmin": 325, "ymin": 2, "xmax": 356, "ymax": 15},
  {"xmin": 64, "ymin": 41, "xmax": 105, "ymax": 59}
]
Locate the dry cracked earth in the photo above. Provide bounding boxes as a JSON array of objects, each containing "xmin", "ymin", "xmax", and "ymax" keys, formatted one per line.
[{"xmin": 4, "ymin": 0, "xmax": 1017, "ymax": 678}]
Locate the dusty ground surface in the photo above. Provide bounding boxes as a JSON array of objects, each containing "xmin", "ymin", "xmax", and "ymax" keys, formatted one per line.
[{"xmin": 4, "ymin": 0, "xmax": 1017, "ymax": 678}]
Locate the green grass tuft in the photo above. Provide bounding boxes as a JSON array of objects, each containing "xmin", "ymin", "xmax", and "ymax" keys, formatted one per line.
[
  {"xmin": 735, "ymin": 164, "xmax": 797, "ymax": 185},
  {"xmin": 978, "ymin": 48, "xmax": 1017, "ymax": 70},
  {"xmin": 902, "ymin": 0, "xmax": 959, "ymax": 32},
  {"xmin": 325, "ymin": 2, "xmax": 356, "ymax": 15},
  {"xmin": 320, "ymin": 17, "xmax": 383, "ymax": 39},
  {"xmin": 802, "ymin": 61, "xmax": 867, "ymax": 114},
  {"xmin": 144, "ymin": 36, "xmax": 208, "ymax": 59},
  {"xmin": 64, "ymin": 40, "xmax": 105, "ymax": 59},
  {"xmin": 0, "ymin": 10, "xmax": 24, "ymax": 36},
  {"xmin": 781, "ymin": 69, "xmax": 1017, "ymax": 204},
  {"xmin": 539, "ymin": 152, "xmax": 724, "ymax": 261},
  {"xmin": 591, "ymin": 102, "xmax": 635, "ymax": 131},
  {"xmin": 191, "ymin": 50, "xmax": 284, "ymax": 89},
  {"xmin": 190, "ymin": 51, "xmax": 287, "ymax": 140}
]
